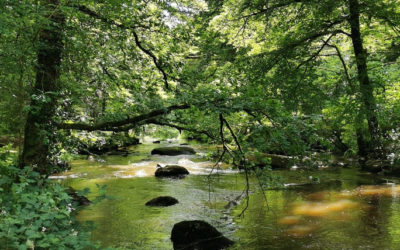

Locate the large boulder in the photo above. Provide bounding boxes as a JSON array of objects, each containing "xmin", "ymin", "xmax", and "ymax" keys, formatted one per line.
[
  {"xmin": 171, "ymin": 220, "xmax": 234, "ymax": 250},
  {"xmin": 151, "ymin": 146, "xmax": 196, "ymax": 156},
  {"xmin": 247, "ymin": 153, "xmax": 292, "ymax": 169},
  {"xmin": 155, "ymin": 165, "xmax": 189, "ymax": 178},
  {"xmin": 145, "ymin": 196, "xmax": 179, "ymax": 207}
]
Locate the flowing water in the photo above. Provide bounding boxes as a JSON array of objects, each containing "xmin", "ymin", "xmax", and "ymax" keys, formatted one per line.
[{"xmin": 53, "ymin": 141, "xmax": 400, "ymax": 249}]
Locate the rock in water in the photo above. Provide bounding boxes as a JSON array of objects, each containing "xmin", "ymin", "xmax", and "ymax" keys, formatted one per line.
[
  {"xmin": 145, "ymin": 196, "xmax": 179, "ymax": 207},
  {"xmin": 246, "ymin": 153, "xmax": 292, "ymax": 169},
  {"xmin": 151, "ymin": 146, "xmax": 196, "ymax": 156},
  {"xmin": 362, "ymin": 159, "xmax": 387, "ymax": 173},
  {"xmin": 171, "ymin": 220, "xmax": 234, "ymax": 250},
  {"xmin": 155, "ymin": 165, "xmax": 189, "ymax": 178},
  {"xmin": 66, "ymin": 187, "xmax": 91, "ymax": 206}
]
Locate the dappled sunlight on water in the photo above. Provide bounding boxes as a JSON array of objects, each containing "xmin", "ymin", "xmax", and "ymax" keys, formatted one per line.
[{"xmin": 51, "ymin": 143, "xmax": 237, "ymax": 180}]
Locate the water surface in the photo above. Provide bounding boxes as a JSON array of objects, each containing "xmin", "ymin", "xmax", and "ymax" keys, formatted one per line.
[{"xmin": 54, "ymin": 142, "xmax": 400, "ymax": 249}]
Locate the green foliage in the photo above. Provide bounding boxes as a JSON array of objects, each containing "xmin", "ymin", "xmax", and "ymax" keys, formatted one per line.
[
  {"xmin": 0, "ymin": 147, "xmax": 100, "ymax": 249},
  {"xmin": 145, "ymin": 125, "xmax": 179, "ymax": 140},
  {"xmin": 1, "ymin": 0, "xmax": 400, "ymax": 173},
  {"xmin": 253, "ymin": 168, "xmax": 284, "ymax": 190}
]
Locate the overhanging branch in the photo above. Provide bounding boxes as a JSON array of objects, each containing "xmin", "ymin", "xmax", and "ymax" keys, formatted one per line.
[
  {"xmin": 57, "ymin": 104, "xmax": 189, "ymax": 131},
  {"xmin": 147, "ymin": 120, "xmax": 216, "ymax": 140}
]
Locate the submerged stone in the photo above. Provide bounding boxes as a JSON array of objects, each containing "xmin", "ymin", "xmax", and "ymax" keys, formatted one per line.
[
  {"xmin": 171, "ymin": 220, "xmax": 234, "ymax": 250},
  {"xmin": 285, "ymin": 180, "xmax": 342, "ymax": 191},
  {"xmin": 285, "ymin": 225, "xmax": 317, "ymax": 237},
  {"xmin": 155, "ymin": 165, "xmax": 189, "ymax": 178},
  {"xmin": 292, "ymin": 199, "xmax": 359, "ymax": 217},
  {"xmin": 66, "ymin": 187, "xmax": 91, "ymax": 206},
  {"xmin": 107, "ymin": 149, "xmax": 130, "ymax": 156},
  {"xmin": 151, "ymin": 146, "xmax": 196, "ymax": 156},
  {"xmin": 145, "ymin": 196, "xmax": 179, "ymax": 207},
  {"xmin": 278, "ymin": 215, "xmax": 302, "ymax": 225}
]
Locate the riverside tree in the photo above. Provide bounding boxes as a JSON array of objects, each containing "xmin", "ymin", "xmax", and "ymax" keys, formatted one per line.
[{"xmin": 208, "ymin": 0, "xmax": 400, "ymax": 158}]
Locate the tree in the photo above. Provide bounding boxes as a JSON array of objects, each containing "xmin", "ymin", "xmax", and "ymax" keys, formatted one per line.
[
  {"xmin": 20, "ymin": 0, "xmax": 65, "ymax": 174},
  {"xmin": 14, "ymin": 0, "xmax": 207, "ymax": 174},
  {"xmin": 209, "ymin": 0, "xmax": 400, "ymax": 157}
]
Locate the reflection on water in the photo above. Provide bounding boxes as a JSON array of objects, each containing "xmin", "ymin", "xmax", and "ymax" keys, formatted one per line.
[
  {"xmin": 291, "ymin": 199, "xmax": 360, "ymax": 217},
  {"xmin": 54, "ymin": 143, "xmax": 400, "ymax": 249},
  {"xmin": 231, "ymin": 169, "xmax": 400, "ymax": 250}
]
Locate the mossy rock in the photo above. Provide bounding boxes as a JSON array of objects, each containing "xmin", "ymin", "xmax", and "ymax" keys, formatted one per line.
[
  {"xmin": 155, "ymin": 165, "xmax": 189, "ymax": 178},
  {"xmin": 145, "ymin": 196, "xmax": 179, "ymax": 207},
  {"xmin": 151, "ymin": 146, "xmax": 196, "ymax": 156},
  {"xmin": 171, "ymin": 220, "xmax": 234, "ymax": 250},
  {"xmin": 247, "ymin": 153, "xmax": 292, "ymax": 169}
]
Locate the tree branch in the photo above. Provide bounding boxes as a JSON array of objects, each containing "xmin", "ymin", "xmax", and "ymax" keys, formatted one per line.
[
  {"xmin": 220, "ymin": 114, "xmax": 249, "ymax": 217},
  {"xmin": 326, "ymin": 43, "xmax": 352, "ymax": 84},
  {"xmin": 147, "ymin": 120, "xmax": 215, "ymax": 140},
  {"xmin": 74, "ymin": 5, "xmax": 170, "ymax": 90},
  {"xmin": 240, "ymin": 0, "xmax": 306, "ymax": 20},
  {"xmin": 57, "ymin": 104, "xmax": 189, "ymax": 131},
  {"xmin": 295, "ymin": 33, "xmax": 336, "ymax": 70}
]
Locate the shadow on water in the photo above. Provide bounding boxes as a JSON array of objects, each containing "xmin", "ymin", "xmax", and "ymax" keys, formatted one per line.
[{"xmin": 55, "ymin": 143, "xmax": 400, "ymax": 249}]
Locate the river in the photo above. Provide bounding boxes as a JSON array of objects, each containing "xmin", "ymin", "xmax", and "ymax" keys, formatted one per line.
[{"xmin": 51, "ymin": 141, "xmax": 400, "ymax": 249}]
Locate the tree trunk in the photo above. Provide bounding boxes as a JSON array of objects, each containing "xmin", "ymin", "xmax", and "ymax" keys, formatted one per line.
[
  {"xmin": 347, "ymin": 0, "xmax": 380, "ymax": 157},
  {"xmin": 20, "ymin": 0, "xmax": 64, "ymax": 175}
]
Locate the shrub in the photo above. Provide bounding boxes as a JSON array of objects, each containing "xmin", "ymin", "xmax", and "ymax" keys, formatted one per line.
[{"xmin": 0, "ymin": 146, "xmax": 99, "ymax": 249}]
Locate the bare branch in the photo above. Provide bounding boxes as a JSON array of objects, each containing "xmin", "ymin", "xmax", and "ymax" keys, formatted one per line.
[
  {"xmin": 220, "ymin": 114, "xmax": 249, "ymax": 217},
  {"xmin": 326, "ymin": 43, "xmax": 352, "ymax": 84},
  {"xmin": 295, "ymin": 33, "xmax": 336, "ymax": 70}
]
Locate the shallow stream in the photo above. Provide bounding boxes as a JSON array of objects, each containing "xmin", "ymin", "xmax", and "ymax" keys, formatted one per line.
[{"xmin": 53, "ymin": 141, "xmax": 400, "ymax": 249}]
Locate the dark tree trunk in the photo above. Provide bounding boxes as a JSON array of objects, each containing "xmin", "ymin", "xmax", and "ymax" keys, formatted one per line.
[
  {"xmin": 347, "ymin": 0, "xmax": 380, "ymax": 157},
  {"xmin": 20, "ymin": 0, "xmax": 64, "ymax": 175}
]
